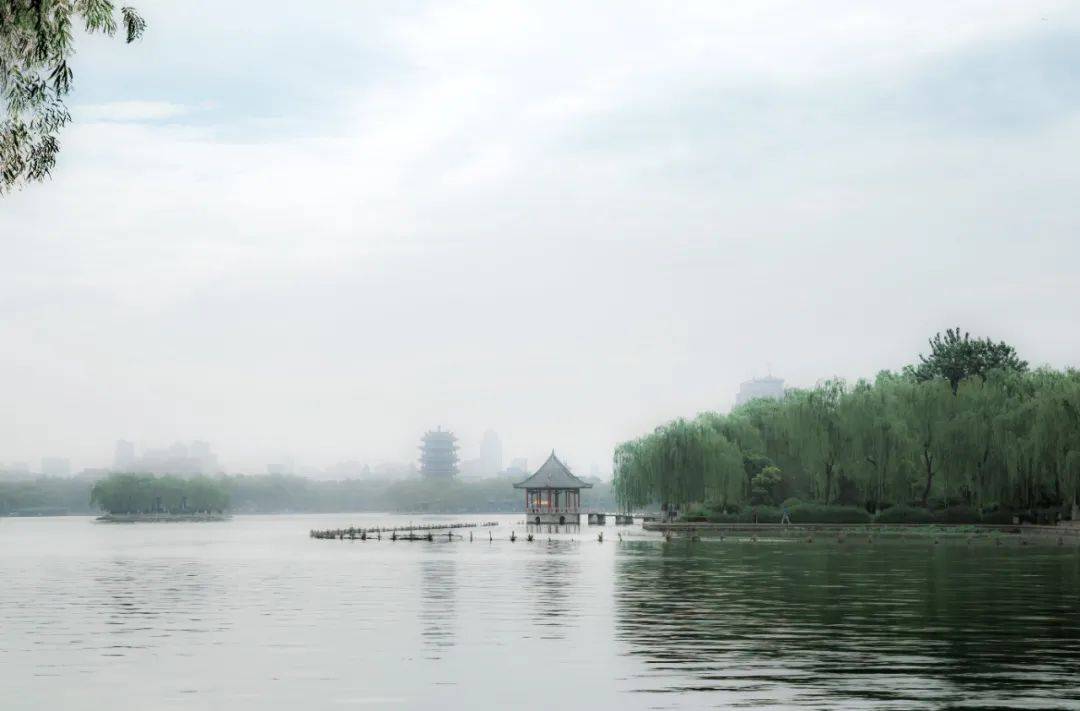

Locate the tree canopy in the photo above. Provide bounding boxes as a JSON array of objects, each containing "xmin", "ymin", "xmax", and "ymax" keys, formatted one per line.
[
  {"xmin": 614, "ymin": 335, "xmax": 1078, "ymax": 520},
  {"xmin": 1, "ymin": 0, "xmax": 146, "ymax": 192},
  {"xmin": 90, "ymin": 473, "xmax": 229, "ymax": 514},
  {"xmin": 905, "ymin": 327, "xmax": 1028, "ymax": 393}
]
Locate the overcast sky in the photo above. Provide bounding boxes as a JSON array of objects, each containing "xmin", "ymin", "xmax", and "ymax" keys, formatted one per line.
[{"xmin": 2, "ymin": 0, "xmax": 1079, "ymax": 475}]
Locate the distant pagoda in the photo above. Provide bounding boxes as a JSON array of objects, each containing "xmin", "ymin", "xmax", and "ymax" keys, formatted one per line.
[{"xmin": 419, "ymin": 428, "xmax": 459, "ymax": 480}]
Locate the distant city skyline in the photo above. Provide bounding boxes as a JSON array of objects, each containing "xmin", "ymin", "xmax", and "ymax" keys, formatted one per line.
[
  {"xmin": 2, "ymin": 2, "xmax": 1078, "ymax": 479},
  {"xmin": 0, "ymin": 424, "xmax": 613, "ymax": 481}
]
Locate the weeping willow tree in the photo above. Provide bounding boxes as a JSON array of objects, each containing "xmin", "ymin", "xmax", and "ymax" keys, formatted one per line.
[
  {"xmin": 839, "ymin": 374, "xmax": 908, "ymax": 512},
  {"xmin": 613, "ymin": 334, "xmax": 1079, "ymax": 517},
  {"xmin": 892, "ymin": 377, "xmax": 952, "ymax": 506},
  {"xmin": 613, "ymin": 416, "xmax": 744, "ymax": 511},
  {"xmin": 2, "ymin": 1, "xmax": 147, "ymax": 191},
  {"xmin": 783, "ymin": 380, "xmax": 847, "ymax": 504}
]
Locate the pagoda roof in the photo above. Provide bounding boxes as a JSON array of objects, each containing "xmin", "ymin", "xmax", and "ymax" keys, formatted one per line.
[{"xmin": 513, "ymin": 452, "xmax": 592, "ymax": 490}]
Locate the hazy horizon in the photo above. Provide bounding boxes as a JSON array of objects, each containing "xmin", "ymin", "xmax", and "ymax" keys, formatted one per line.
[{"xmin": 3, "ymin": 1, "xmax": 1079, "ymax": 475}]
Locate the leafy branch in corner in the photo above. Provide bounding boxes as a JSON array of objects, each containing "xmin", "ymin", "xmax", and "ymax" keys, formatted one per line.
[{"xmin": 1, "ymin": 1, "xmax": 146, "ymax": 193}]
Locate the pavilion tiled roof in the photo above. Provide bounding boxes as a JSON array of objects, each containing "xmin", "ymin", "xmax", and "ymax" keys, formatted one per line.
[{"xmin": 513, "ymin": 452, "xmax": 593, "ymax": 489}]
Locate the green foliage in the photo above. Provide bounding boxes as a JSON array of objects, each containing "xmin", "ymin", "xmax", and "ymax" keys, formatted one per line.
[
  {"xmin": 788, "ymin": 503, "xmax": 871, "ymax": 524},
  {"xmin": 89, "ymin": 473, "xmax": 230, "ymax": 512},
  {"xmin": 683, "ymin": 502, "xmax": 710, "ymax": 522},
  {"xmin": 0, "ymin": 476, "xmax": 94, "ymax": 514},
  {"xmin": 613, "ymin": 334, "xmax": 1080, "ymax": 520},
  {"xmin": 694, "ymin": 503, "xmax": 867, "ymax": 524},
  {"xmin": 750, "ymin": 465, "xmax": 783, "ymax": 505},
  {"xmin": 981, "ymin": 509, "xmax": 1015, "ymax": 525},
  {"xmin": 905, "ymin": 327, "xmax": 1028, "ymax": 394},
  {"xmin": 939, "ymin": 505, "xmax": 981, "ymax": 524},
  {"xmin": 4, "ymin": 474, "xmax": 618, "ymax": 516},
  {"xmin": 1, "ymin": 1, "xmax": 146, "ymax": 191},
  {"xmin": 90, "ymin": 473, "xmax": 228, "ymax": 514},
  {"xmin": 874, "ymin": 505, "xmax": 936, "ymax": 524},
  {"xmin": 220, "ymin": 474, "xmax": 617, "ymax": 514},
  {"xmin": 704, "ymin": 505, "xmax": 781, "ymax": 523}
]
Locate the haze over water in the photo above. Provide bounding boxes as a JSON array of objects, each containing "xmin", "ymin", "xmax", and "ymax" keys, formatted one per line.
[{"xmin": 3, "ymin": 515, "xmax": 1079, "ymax": 710}]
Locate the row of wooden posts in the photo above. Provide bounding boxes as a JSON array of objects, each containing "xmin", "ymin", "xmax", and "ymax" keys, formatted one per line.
[
  {"xmin": 309, "ymin": 521, "xmax": 499, "ymax": 540},
  {"xmin": 310, "ymin": 524, "xmax": 617, "ymax": 543}
]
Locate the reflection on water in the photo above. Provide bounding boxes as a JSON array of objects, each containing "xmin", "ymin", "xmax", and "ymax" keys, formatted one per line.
[
  {"xmin": 523, "ymin": 541, "xmax": 580, "ymax": 640},
  {"xmin": 3, "ymin": 515, "xmax": 1079, "ymax": 710},
  {"xmin": 525, "ymin": 523, "xmax": 580, "ymax": 536},
  {"xmin": 419, "ymin": 555, "xmax": 457, "ymax": 658},
  {"xmin": 614, "ymin": 539, "xmax": 1080, "ymax": 709}
]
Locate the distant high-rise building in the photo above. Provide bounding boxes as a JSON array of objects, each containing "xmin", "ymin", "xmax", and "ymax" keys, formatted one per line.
[
  {"xmin": 115, "ymin": 439, "xmax": 220, "ymax": 475},
  {"xmin": 188, "ymin": 440, "xmax": 219, "ymax": 473},
  {"xmin": 480, "ymin": 430, "xmax": 503, "ymax": 476},
  {"xmin": 735, "ymin": 376, "xmax": 786, "ymax": 407},
  {"xmin": 114, "ymin": 440, "xmax": 136, "ymax": 470},
  {"xmin": 267, "ymin": 455, "xmax": 296, "ymax": 476},
  {"xmin": 499, "ymin": 457, "xmax": 529, "ymax": 478},
  {"xmin": 419, "ymin": 428, "xmax": 459, "ymax": 479},
  {"xmin": 40, "ymin": 457, "xmax": 71, "ymax": 477},
  {"xmin": 327, "ymin": 460, "xmax": 368, "ymax": 479}
]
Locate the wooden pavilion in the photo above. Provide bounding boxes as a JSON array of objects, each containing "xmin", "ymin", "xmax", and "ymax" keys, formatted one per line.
[{"xmin": 513, "ymin": 451, "xmax": 592, "ymax": 525}]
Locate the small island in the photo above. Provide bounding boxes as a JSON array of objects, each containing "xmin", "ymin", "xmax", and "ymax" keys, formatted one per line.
[{"xmin": 91, "ymin": 473, "xmax": 231, "ymax": 522}]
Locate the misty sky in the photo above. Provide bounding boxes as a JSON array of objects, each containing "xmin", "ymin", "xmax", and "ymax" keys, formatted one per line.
[{"xmin": 3, "ymin": 1, "xmax": 1079, "ymax": 475}]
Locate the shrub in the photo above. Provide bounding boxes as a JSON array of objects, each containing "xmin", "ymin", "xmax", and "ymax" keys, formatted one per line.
[
  {"xmin": 747, "ymin": 505, "xmax": 781, "ymax": 523},
  {"xmin": 789, "ymin": 504, "xmax": 871, "ymax": 524},
  {"xmin": 684, "ymin": 503, "xmax": 710, "ymax": 522},
  {"xmin": 874, "ymin": 505, "xmax": 935, "ymax": 524},
  {"xmin": 781, "ymin": 497, "xmax": 801, "ymax": 509},
  {"xmin": 939, "ymin": 505, "xmax": 981, "ymax": 524},
  {"xmin": 701, "ymin": 506, "xmax": 782, "ymax": 523},
  {"xmin": 980, "ymin": 509, "xmax": 1015, "ymax": 525}
]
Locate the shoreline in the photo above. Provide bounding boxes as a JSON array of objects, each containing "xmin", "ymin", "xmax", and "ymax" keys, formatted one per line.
[
  {"xmin": 96, "ymin": 513, "xmax": 232, "ymax": 523},
  {"xmin": 644, "ymin": 521, "xmax": 1080, "ymax": 541}
]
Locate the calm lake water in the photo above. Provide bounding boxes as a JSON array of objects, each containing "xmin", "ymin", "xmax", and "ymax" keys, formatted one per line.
[{"xmin": 3, "ymin": 514, "xmax": 1080, "ymax": 710}]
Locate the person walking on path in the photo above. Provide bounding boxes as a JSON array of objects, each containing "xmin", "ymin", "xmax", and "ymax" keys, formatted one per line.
[{"xmin": 780, "ymin": 504, "xmax": 791, "ymax": 525}]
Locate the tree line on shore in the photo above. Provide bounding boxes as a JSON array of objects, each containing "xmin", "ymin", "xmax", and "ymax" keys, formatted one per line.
[
  {"xmin": 613, "ymin": 330, "xmax": 1080, "ymax": 522},
  {"xmin": 0, "ymin": 473, "xmax": 616, "ymax": 515}
]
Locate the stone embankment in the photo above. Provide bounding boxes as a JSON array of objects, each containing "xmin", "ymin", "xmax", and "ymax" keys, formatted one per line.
[{"xmin": 643, "ymin": 521, "xmax": 1080, "ymax": 542}]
